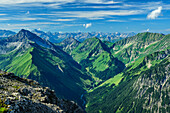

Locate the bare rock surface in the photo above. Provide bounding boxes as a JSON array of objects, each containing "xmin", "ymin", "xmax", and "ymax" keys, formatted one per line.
[{"xmin": 0, "ymin": 70, "xmax": 84, "ymax": 113}]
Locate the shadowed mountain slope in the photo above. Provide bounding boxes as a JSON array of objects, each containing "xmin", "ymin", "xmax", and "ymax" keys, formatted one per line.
[{"xmin": 0, "ymin": 29, "xmax": 92, "ymax": 105}]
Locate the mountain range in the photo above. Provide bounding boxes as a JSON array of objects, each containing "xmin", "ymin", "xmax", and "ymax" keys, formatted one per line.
[
  {"xmin": 0, "ymin": 29, "xmax": 169, "ymax": 113},
  {"xmin": 32, "ymin": 29, "xmax": 135, "ymax": 43},
  {"xmin": 0, "ymin": 29, "xmax": 135, "ymax": 43}
]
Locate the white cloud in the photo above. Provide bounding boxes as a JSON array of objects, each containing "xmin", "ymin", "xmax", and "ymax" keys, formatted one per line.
[
  {"xmin": 88, "ymin": 17, "xmax": 104, "ymax": 20},
  {"xmin": 0, "ymin": 14, "xmax": 7, "ymax": 16},
  {"xmin": 147, "ymin": 29, "xmax": 150, "ymax": 31},
  {"xmin": 130, "ymin": 18, "xmax": 146, "ymax": 21},
  {"xmin": 83, "ymin": 23, "xmax": 92, "ymax": 28},
  {"xmin": 59, "ymin": 24, "xmax": 81, "ymax": 28},
  {"xmin": 0, "ymin": 17, "xmax": 47, "ymax": 21},
  {"xmin": 107, "ymin": 19, "xmax": 126, "ymax": 22},
  {"xmin": 35, "ymin": 14, "xmax": 57, "ymax": 16},
  {"xmin": 21, "ymin": 18, "xmax": 37, "ymax": 21},
  {"xmin": 35, "ymin": 22, "xmax": 59, "ymax": 25},
  {"xmin": 26, "ymin": 11, "xmax": 30, "ymax": 15},
  {"xmin": 147, "ymin": 6, "xmax": 162, "ymax": 19},
  {"xmin": 84, "ymin": 0, "xmax": 119, "ymax": 4},
  {"xmin": 33, "ymin": 10, "xmax": 143, "ymax": 21},
  {"xmin": 0, "ymin": 22, "xmax": 60, "ymax": 31},
  {"xmin": 52, "ymin": 19, "xmax": 75, "ymax": 21},
  {"xmin": 0, "ymin": 18, "xmax": 9, "ymax": 20},
  {"xmin": 0, "ymin": 0, "xmax": 74, "ymax": 4},
  {"xmin": 62, "ymin": 10, "xmax": 144, "ymax": 19}
]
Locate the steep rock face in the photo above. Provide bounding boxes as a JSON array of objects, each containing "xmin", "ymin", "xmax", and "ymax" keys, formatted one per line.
[
  {"xmin": 133, "ymin": 60, "xmax": 169, "ymax": 112},
  {"xmin": 111, "ymin": 32, "xmax": 170, "ymax": 64},
  {"xmin": 0, "ymin": 29, "xmax": 92, "ymax": 105},
  {"xmin": 0, "ymin": 71, "xmax": 84, "ymax": 113}
]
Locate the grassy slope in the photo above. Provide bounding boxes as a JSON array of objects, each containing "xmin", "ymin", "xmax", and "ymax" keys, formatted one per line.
[
  {"xmin": 111, "ymin": 32, "xmax": 170, "ymax": 65},
  {"xmin": 0, "ymin": 43, "xmax": 92, "ymax": 105},
  {"xmin": 71, "ymin": 37, "xmax": 125, "ymax": 80},
  {"xmin": 0, "ymin": 47, "xmax": 38, "ymax": 77},
  {"xmin": 85, "ymin": 49, "xmax": 169, "ymax": 113}
]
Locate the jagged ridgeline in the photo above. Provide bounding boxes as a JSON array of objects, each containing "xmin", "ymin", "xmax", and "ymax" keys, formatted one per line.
[
  {"xmin": 0, "ymin": 70, "xmax": 84, "ymax": 113},
  {"xmin": 85, "ymin": 33, "xmax": 170, "ymax": 113},
  {"xmin": 32, "ymin": 29, "xmax": 135, "ymax": 43},
  {"xmin": 0, "ymin": 29, "xmax": 92, "ymax": 105}
]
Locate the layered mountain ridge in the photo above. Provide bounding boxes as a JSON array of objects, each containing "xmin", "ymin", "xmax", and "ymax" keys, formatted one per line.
[{"xmin": 32, "ymin": 29, "xmax": 135, "ymax": 43}]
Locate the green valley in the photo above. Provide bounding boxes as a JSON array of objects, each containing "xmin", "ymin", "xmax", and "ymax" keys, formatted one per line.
[{"xmin": 70, "ymin": 37, "xmax": 125, "ymax": 81}]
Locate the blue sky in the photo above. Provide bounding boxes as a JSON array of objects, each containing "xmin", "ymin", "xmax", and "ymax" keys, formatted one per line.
[{"xmin": 0, "ymin": 0, "xmax": 170, "ymax": 34}]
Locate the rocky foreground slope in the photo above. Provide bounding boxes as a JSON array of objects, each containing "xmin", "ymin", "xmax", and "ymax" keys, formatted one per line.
[{"xmin": 0, "ymin": 70, "xmax": 84, "ymax": 113}]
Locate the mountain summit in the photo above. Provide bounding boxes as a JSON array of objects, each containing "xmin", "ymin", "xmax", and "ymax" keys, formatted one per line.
[{"xmin": 7, "ymin": 29, "xmax": 53, "ymax": 49}]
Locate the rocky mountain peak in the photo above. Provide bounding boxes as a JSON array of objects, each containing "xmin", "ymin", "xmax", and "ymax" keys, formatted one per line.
[
  {"xmin": 16, "ymin": 29, "xmax": 41, "ymax": 41},
  {"xmin": 9, "ymin": 29, "xmax": 53, "ymax": 49}
]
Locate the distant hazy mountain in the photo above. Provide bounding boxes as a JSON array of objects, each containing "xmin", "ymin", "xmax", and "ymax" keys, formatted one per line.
[
  {"xmin": 32, "ymin": 29, "xmax": 135, "ymax": 43},
  {"xmin": 0, "ymin": 30, "xmax": 16, "ymax": 39}
]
